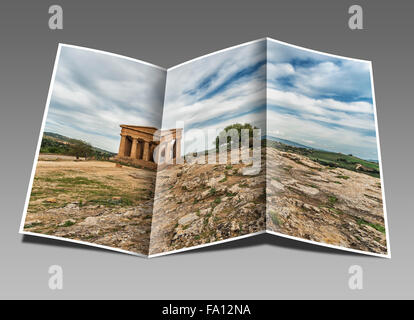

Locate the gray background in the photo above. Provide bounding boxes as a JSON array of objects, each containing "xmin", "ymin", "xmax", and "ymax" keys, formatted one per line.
[{"xmin": 0, "ymin": 0, "xmax": 412, "ymax": 299}]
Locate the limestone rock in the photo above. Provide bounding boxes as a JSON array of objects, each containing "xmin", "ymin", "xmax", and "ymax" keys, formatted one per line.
[
  {"xmin": 270, "ymin": 179, "xmax": 284, "ymax": 191},
  {"xmin": 178, "ymin": 213, "xmax": 198, "ymax": 226},
  {"xmin": 80, "ymin": 216, "xmax": 99, "ymax": 226}
]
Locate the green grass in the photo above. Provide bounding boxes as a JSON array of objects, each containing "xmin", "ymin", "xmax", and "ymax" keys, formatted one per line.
[
  {"xmin": 203, "ymin": 213, "xmax": 212, "ymax": 226},
  {"xmin": 336, "ymin": 175, "xmax": 350, "ymax": 180},
  {"xmin": 329, "ymin": 207, "xmax": 343, "ymax": 215},
  {"xmin": 36, "ymin": 175, "xmax": 110, "ymax": 187},
  {"xmin": 59, "ymin": 220, "xmax": 76, "ymax": 227},
  {"xmin": 266, "ymin": 140, "xmax": 380, "ymax": 178},
  {"xmin": 24, "ymin": 222, "xmax": 43, "ymax": 228},
  {"xmin": 357, "ymin": 218, "xmax": 386, "ymax": 234},
  {"xmin": 29, "ymin": 171, "xmax": 152, "ymax": 213},
  {"xmin": 269, "ymin": 211, "xmax": 281, "ymax": 226},
  {"xmin": 319, "ymin": 195, "xmax": 342, "ymax": 216},
  {"xmin": 309, "ymin": 152, "xmax": 379, "ymax": 176},
  {"xmin": 328, "ymin": 196, "xmax": 338, "ymax": 206}
]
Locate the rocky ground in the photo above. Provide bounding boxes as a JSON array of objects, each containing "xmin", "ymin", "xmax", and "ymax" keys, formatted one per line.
[
  {"xmin": 266, "ymin": 147, "xmax": 387, "ymax": 255},
  {"xmin": 24, "ymin": 160, "xmax": 155, "ymax": 255},
  {"xmin": 24, "ymin": 148, "xmax": 388, "ymax": 257},
  {"xmin": 149, "ymin": 152, "xmax": 266, "ymax": 255}
]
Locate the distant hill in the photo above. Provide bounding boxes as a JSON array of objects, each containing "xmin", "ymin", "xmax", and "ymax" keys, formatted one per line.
[
  {"xmin": 263, "ymin": 135, "xmax": 313, "ymax": 149},
  {"xmin": 265, "ymin": 138, "xmax": 380, "ymax": 178},
  {"xmin": 44, "ymin": 132, "xmax": 72, "ymax": 143},
  {"xmin": 41, "ymin": 132, "xmax": 116, "ymax": 158}
]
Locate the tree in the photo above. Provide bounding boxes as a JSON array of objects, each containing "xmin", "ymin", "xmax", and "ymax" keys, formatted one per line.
[
  {"xmin": 215, "ymin": 123, "xmax": 258, "ymax": 151},
  {"xmin": 69, "ymin": 139, "xmax": 93, "ymax": 159}
]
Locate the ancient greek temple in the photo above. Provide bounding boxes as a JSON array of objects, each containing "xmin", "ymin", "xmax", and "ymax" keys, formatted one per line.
[{"xmin": 115, "ymin": 125, "xmax": 182, "ymax": 170}]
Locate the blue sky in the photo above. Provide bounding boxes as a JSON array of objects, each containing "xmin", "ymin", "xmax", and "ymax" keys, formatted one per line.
[
  {"xmin": 44, "ymin": 46, "xmax": 166, "ymax": 153},
  {"xmin": 162, "ymin": 40, "xmax": 267, "ymax": 154},
  {"xmin": 267, "ymin": 40, "xmax": 378, "ymax": 160}
]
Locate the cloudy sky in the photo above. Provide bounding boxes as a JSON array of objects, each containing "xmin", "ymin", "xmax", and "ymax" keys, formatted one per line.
[
  {"xmin": 44, "ymin": 45, "xmax": 166, "ymax": 153},
  {"xmin": 45, "ymin": 42, "xmax": 379, "ymax": 160},
  {"xmin": 267, "ymin": 39, "xmax": 379, "ymax": 160},
  {"xmin": 162, "ymin": 40, "xmax": 267, "ymax": 154}
]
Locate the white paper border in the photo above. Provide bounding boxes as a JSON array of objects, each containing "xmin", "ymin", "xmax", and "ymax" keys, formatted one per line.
[{"xmin": 148, "ymin": 231, "xmax": 266, "ymax": 258}]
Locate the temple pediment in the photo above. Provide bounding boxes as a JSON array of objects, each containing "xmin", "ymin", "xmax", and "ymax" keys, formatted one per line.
[{"xmin": 116, "ymin": 125, "xmax": 182, "ymax": 170}]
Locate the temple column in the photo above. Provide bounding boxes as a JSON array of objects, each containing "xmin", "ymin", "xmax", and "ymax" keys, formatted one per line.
[
  {"xmin": 130, "ymin": 138, "xmax": 138, "ymax": 159},
  {"xmin": 175, "ymin": 137, "xmax": 182, "ymax": 163},
  {"xmin": 150, "ymin": 144, "xmax": 156, "ymax": 162},
  {"xmin": 143, "ymin": 141, "xmax": 150, "ymax": 161},
  {"xmin": 118, "ymin": 134, "xmax": 127, "ymax": 157},
  {"xmin": 137, "ymin": 141, "xmax": 142, "ymax": 159}
]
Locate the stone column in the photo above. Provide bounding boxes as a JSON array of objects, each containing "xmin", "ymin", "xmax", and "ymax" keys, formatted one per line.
[
  {"xmin": 130, "ymin": 138, "xmax": 138, "ymax": 159},
  {"xmin": 143, "ymin": 141, "xmax": 150, "ymax": 161},
  {"xmin": 118, "ymin": 134, "xmax": 127, "ymax": 157},
  {"xmin": 150, "ymin": 144, "xmax": 156, "ymax": 162},
  {"xmin": 136, "ymin": 141, "xmax": 142, "ymax": 159},
  {"xmin": 175, "ymin": 137, "xmax": 182, "ymax": 163}
]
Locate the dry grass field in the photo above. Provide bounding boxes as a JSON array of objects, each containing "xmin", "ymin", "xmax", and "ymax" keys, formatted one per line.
[{"xmin": 24, "ymin": 159, "xmax": 155, "ymax": 254}]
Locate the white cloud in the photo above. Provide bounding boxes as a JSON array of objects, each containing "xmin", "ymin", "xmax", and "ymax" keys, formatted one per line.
[
  {"xmin": 266, "ymin": 40, "xmax": 378, "ymax": 160},
  {"xmin": 162, "ymin": 40, "xmax": 267, "ymax": 153},
  {"xmin": 44, "ymin": 46, "xmax": 166, "ymax": 153},
  {"xmin": 267, "ymin": 88, "xmax": 375, "ymax": 131},
  {"xmin": 267, "ymin": 63, "xmax": 295, "ymax": 79},
  {"xmin": 267, "ymin": 41, "xmax": 372, "ymax": 100},
  {"xmin": 267, "ymin": 109, "xmax": 378, "ymax": 159}
]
